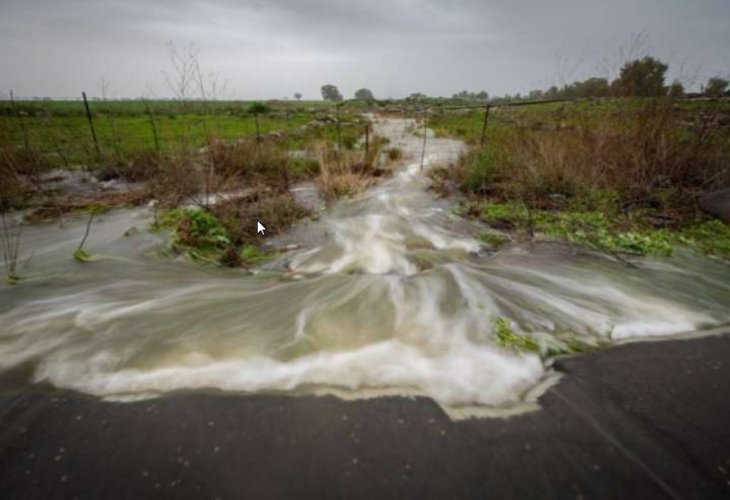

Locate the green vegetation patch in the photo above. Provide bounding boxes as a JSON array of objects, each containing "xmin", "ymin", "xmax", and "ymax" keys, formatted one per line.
[
  {"xmin": 494, "ymin": 317, "xmax": 539, "ymax": 353},
  {"xmin": 471, "ymin": 201, "xmax": 730, "ymax": 258},
  {"xmin": 494, "ymin": 317, "xmax": 604, "ymax": 356},
  {"xmin": 154, "ymin": 207, "xmax": 283, "ymax": 267},
  {"xmin": 676, "ymin": 220, "xmax": 730, "ymax": 258},
  {"xmin": 478, "ymin": 232, "xmax": 510, "ymax": 249},
  {"xmin": 539, "ymin": 210, "xmax": 675, "ymax": 256},
  {"xmin": 240, "ymin": 244, "xmax": 278, "ymax": 266},
  {"xmin": 156, "ymin": 207, "xmax": 231, "ymax": 263},
  {"xmin": 73, "ymin": 248, "xmax": 93, "ymax": 262}
]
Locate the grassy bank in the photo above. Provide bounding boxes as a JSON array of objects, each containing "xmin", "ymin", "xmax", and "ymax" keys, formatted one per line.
[
  {"xmin": 0, "ymin": 100, "xmax": 395, "ymax": 276},
  {"xmin": 430, "ymin": 98, "xmax": 730, "ymax": 259}
]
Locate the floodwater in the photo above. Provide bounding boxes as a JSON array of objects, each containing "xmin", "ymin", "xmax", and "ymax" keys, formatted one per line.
[{"xmin": 1, "ymin": 116, "xmax": 729, "ymax": 413}]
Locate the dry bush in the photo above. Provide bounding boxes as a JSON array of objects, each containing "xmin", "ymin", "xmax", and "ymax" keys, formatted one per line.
[
  {"xmin": 0, "ymin": 145, "xmax": 62, "ymax": 213},
  {"xmin": 96, "ymin": 150, "xmax": 166, "ymax": 183},
  {"xmin": 314, "ymin": 140, "xmax": 393, "ymax": 201},
  {"xmin": 315, "ymin": 143, "xmax": 369, "ymax": 201},
  {"xmin": 495, "ymin": 101, "xmax": 730, "ymax": 216},
  {"xmin": 207, "ymin": 139, "xmax": 291, "ymax": 191},
  {"xmin": 212, "ymin": 192, "xmax": 310, "ymax": 244},
  {"xmin": 148, "ymin": 139, "xmax": 299, "ymax": 210},
  {"xmin": 0, "ymin": 147, "xmax": 29, "ymax": 209},
  {"xmin": 146, "ymin": 154, "xmax": 203, "ymax": 207}
]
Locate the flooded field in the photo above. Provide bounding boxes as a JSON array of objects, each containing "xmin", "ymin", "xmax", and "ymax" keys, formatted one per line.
[{"xmin": 1, "ymin": 117, "xmax": 729, "ymax": 414}]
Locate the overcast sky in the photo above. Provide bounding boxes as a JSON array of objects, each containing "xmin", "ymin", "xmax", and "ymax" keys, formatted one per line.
[{"xmin": 1, "ymin": 0, "xmax": 728, "ymax": 99}]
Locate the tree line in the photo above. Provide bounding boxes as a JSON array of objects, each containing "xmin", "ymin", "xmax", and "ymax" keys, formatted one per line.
[
  {"xmin": 490, "ymin": 57, "xmax": 729, "ymax": 104},
  {"xmin": 310, "ymin": 56, "xmax": 729, "ymax": 105}
]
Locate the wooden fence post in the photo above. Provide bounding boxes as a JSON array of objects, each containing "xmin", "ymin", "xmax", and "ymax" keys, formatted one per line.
[
  {"xmin": 364, "ymin": 124, "xmax": 369, "ymax": 165},
  {"xmin": 336, "ymin": 103, "xmax": 342, "ymax": 152},
  {"xmin": 419, "ymin": 108, "xmax": 428, "ymax": 170},
  {"xmin": 142, "ymin": 99, "xmax": 160, "ymax": 153},
  {"xmin": 82, "ymin": 91, "xmax": 100, "ymax": 155},
  {"xmin": 480, "ymin": 104, "xmax": 491, "ymax": 147},
  {"xmin": 9, "ymin": 90, "xmax": 30, "ymax": 150}
]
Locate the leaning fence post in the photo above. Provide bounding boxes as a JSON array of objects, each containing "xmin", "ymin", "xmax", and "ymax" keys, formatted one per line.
[
  {"xmin": 81, "ymin": 91, "xmax": 100, "ymax": 155},
  {"xmin": 480, "ymin": 104, "xmax": 491, "ymax": 147}
]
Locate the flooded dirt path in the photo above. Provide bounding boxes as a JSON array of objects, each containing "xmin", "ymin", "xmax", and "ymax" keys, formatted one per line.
[{"xmin": 1, "ymin": 116, "xmax": 729, "ymax": 414}]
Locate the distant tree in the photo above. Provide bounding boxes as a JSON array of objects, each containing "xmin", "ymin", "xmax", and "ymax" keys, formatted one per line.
[
  {"xmin": 703, "ymin": 77, "xmax": 729, "ymax": 97},
  {"xmin": 667, "ymin": 80, "xmax": 685, "ymax": 98},
  {"xmin": 354, "ymin": 88, "xmax": 375, "ymax": 101},
  {"xmin": 610, "ymin": 57, "xmax": 668, "ymax": 97},
  {"xmin": 451, "ymin": 90, "xmax": 489, "ymax": 101},
  {"xmin": 294, "ymin": 92, "xmax": 302, "ymax": 101},
  {"xmin": 528, "ymin": 89, "xmax": 544, "ymax": 100},
  {"xmin": 320, "ymin": 84, "xmax": 343, "ymax": 102},
  {"xmin": 575, "ymin": 77, "xmax": 610, "ymax": 98},
  {"xmin": 544, "ymin": 86, "xmax": 560, "ymax": 99},
  {"xmin": 408, "ymin": 92, "xmax": 427, "ymax": 100}
]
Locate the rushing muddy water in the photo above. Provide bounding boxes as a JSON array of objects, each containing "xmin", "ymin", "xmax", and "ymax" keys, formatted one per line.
[{"xmin": 1, "ymin": 116, "xmax": 730, "ymax": 412}]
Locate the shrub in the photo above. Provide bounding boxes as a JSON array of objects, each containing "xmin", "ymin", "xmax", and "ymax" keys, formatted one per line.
[
  {"xmin": 212, "ymin": 192, "xmax": 310, "ymax": 245},
  {"xmin": 157, "ymin": 207, "xmax": 230, "ymax": 262},
  {"xmin": 207, "ymin": 140, "xmax": 291, "ymax": 191}
]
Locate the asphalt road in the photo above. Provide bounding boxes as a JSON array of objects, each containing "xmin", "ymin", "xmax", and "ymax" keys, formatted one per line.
[{"xmin": 1, "ymin": 332, "xmax": 729, "ymax": 499}]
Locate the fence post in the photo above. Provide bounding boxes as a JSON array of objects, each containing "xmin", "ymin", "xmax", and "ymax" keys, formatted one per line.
[
  {"xmin": 82, "ymin": 91, "xmax": 100, "ymax": 155},
  {"xmin": 336, "ymin": 103, "xmax": 342, "ymax": 152},
  {"xmin": 9, "ymin": 90, "xmax": 30, "ymax": 150},
  {"xmin": 419, "ymin": 108, "xmax": 428, "ymax": 171},
  {"xmin": 142, "ymin": 99, "xmax": 160, "ymax": 153},
  {"xmin": 364, "ymin": 124, "xmax": 369, "ymax": 165},
  {"xmin": 480, "ymin": 104, "xmax": 491, "ymax": 147},
  {"xmin": 254, "ymin": 112, "xmax": 261, "ymax": 142}
]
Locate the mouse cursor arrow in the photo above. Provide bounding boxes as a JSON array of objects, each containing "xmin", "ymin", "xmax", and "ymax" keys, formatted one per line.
[{"xmin": 257, "ymin": 221, "xmax": 266, "ymax": 235}]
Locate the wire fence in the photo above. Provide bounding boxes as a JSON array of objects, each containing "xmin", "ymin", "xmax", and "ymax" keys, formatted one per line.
[{"xmin": 4, "ymin": 91, "xmax": 722, "ymax": 167}]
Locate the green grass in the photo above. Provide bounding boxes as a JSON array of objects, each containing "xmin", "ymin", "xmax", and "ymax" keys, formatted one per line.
[
  {"xmin": 478, "ymin": 232, "xmax": 510, "ymax": 248},
  {"xmin": 240, "ymin": 244, "xmax": 277, "ymax": 265},
  {"xmin": 155, "ymin": 207, "xmax": 284, "ymax": 267},
  {"xmin": 429, "ymin": 98, "xmax": 730, "ymax": 146},
  {"xmin": 0, "ymin": 99, "xmax": 339, "ymax": 117},
  {"xmin": 468, "ymin": 200, "xmax": 730, "ymax": 258},
  {"xmin": 155, "ymin": 207, "xmax": 230, "ymax": 263},
  {"xmin": 494, "ymin": 317, "xmax": 539, "ymax": 353},
  {"xmin": 73, "ymin": 248, "xmax": 93, "ymax": 262},
  {"xmin": 494, "ymin": 316, "xmax": 605, "ymax": 356},
  {"xmin": 0, "ymin": 100, "xmax": 367, "ymax": 167},
  {"xmin": 1, "ymin": 113, "xmax": 310, "ymax": 162}
]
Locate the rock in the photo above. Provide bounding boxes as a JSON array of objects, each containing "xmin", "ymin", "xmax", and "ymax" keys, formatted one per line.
[{"xmin": 699, "ymin": 188, "xmax": 730, "ymax": 223}]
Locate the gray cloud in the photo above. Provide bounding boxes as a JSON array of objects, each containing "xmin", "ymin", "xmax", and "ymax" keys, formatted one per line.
[{"xmin": 1, "ymin": 0, "xmax": 728, "ymax": 99}]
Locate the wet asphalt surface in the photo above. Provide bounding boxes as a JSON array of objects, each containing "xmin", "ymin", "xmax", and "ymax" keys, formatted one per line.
[{"xmin": 1, "ymin": 332, "xmax": 729, "ymax": 499}]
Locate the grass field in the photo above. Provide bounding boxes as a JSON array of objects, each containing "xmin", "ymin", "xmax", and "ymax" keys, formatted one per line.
[
  {"xmin": 430, "ymin": 98, "xmax": 730, "ymax": 145},
  {"xmin": 0, "ymin": 100, "xmax": 367, "ymax": 166}
]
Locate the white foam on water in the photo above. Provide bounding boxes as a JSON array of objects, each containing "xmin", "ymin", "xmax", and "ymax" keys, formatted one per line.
[{"xmin": 32, "ymin": 340, "xmax": 544, "ymax": 407}]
